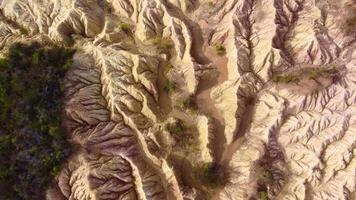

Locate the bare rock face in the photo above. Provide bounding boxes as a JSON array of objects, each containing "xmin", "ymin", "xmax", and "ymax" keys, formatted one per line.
[{"xmin": 1, "ymin": 0, "xmax": 355, "ymax": 200}]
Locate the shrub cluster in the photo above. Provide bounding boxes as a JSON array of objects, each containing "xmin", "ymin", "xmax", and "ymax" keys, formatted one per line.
[
  {"xmin": 150, "ymin": 37, "xmax": 173, "ymax": 53},
  {"xmin": 118, "ymin": 22, "xmax": 131, "ymax": 33},
  {"xmin": 214, "ymin": 44, "xmax": 226, "ymax": 56},
  {"xmin": 166, "ymin": 120, "xmax": 184, "ymax": 135},
  {"xmin": 181, "ymin": 95, "xmax": 197, "ymax": 110},
  {"xmin": 164, "ymin": 80, "xmax": 176, "ymax": 94},
  {"xmin": 193, "ymin": 162, "xmax": 224, "ymax": 188},
  {"xmin": 0, "ymin": 42, "xmax": 75, "ymax": 199},
  {"xmin": 259, "ymin": 191, "xmax": 268, "ymax": 200},
  {"xmin": 271, "ymin": 74, "xmax": 300, "ymax": 83},
  {"xmin": 271, "ymin": 66, "xmax": 339, "ymax": 84}
]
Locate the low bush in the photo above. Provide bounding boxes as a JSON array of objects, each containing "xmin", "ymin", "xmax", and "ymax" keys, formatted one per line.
[
  {"xmin": 271, "ymin": 74, "xmax": 300, "ymax": 83},
  {"xmin": 214, "ymin": 44, "xmax": 226, "ymax": 55},
  {"xmin": 182, "ymin": 95, "xmax": 197, "ymax": 110},
  {"xmin": 208, "ymin": 1, "xmax": 215, "ymax": 7},
  {"xmin": 193, "ymin": 162, "xmax": 224, "ymax": 188},
  {"xmin": 262, "ymin": 170, "xmax": 273, "ymax": 181},
  {"xmin": 307, "ymin": 68, "xmax": 318, "ymax": 79},
  {"xmin": 259, "ymin": 191, "xmax": 268, "ymax": 200},
  {"xmin": 150, "ymin": 37, "xmax": 173, "ymax": 53},
  {"xmin": 19, "ymin": 27, "xmax": 29, "ymax": 35},
  {"xmin": 166, "ymin": 121, "xmax": 184, "ymax": 135},
  {"xmin": 119, "ymin": 22, "xmax": 131, "ymax": 33},
  {"xmin": 164, "ymin": 80, "xmax": 176, "ymax": 93},
  {"xmin": 272, "ymin": 66, "xmax": 340, "ymax": 84}
]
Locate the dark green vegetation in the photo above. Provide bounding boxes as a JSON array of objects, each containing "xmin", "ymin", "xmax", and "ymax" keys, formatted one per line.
[
  {"xmin": 262, "ymin": 170, "xmax": 273, "ymax": 182},
  {"xmin": 19, "ymin": 27, "xmax": 29, "ymax": 35},
  {"xmin": 118, "ymin": 22, "xmax": 131, "ymax": 33},
  {"xmin": 259, "ymin": 191, "xmax": 268, "ymax": 200},
  {"xmin": 166, "ymin": 120, "xmax": 184, "ymax": 135},
  {"xmin": 271, "ymin": 73, "xmax": 300, "ymax": 83},
  {"xmin": 164, "ymin": 80, "xmax": 176, "ymax": 93},
  {"xmin": 151, "ymin": 37, "xmax": 173, "ymax": 53},
  {"xmin": 193, "ymin": 162, "xmax": 225, "ymax": 188},
  {"xmin": 208, "ymin": 1, "xmax": 215, "ymax": 7},
  {"xmin": 0, "ymin": 42, "xmax": 75, "ymax": 199},
  {"xmin": 182, "ymin": 95, "xmax": 197, "ymax": 110},
  {"xmin": 166, "ymin": 120, "xmax": 198, "ymax": 150},
  {"xmin": 255, "ymin": 170, "xmax": 272, "ymax": 199},
  {"xmin": 214, "ymin": 44, "xmax": 226, "ymax": 56},
  {"xmin": 163, "ymin": 63, "xmax": 174, "ymax": 73},
  {"xmin": 271, "ymin": 66, "xmax": 339, "ymax": 84}
]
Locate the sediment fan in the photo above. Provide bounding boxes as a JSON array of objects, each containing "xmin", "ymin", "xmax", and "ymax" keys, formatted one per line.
[{"xmin": 0, "ymin": 0, "xmax": 355, "ymax": 199}]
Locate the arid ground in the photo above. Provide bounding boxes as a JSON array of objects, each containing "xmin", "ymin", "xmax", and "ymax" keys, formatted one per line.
[{"xmin": 0, "ymin": 0, "xmax": 355, "ymax": 199}]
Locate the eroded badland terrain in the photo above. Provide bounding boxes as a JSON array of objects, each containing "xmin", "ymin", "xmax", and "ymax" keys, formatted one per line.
[{"xmin": 0, "ymin": 0, "xmax": 355, "ymax": 199}]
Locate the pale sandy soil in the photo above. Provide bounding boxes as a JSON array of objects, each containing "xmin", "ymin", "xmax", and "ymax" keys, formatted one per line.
[{"xmin": 0, "ymin": 0, "xmax": 355, "ymax": 200}]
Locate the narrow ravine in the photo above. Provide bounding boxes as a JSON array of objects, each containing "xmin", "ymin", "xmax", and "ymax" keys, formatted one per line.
[
  {"xmin": 219, "ymin": 101, "xmax": 256, "ymax": 166},
  {"xmin": 195, "ymin": 20, "xmax": 229, "ymax": 163},
  {"xmin": 194, "ymin": 20, "xmax": 231, "ymax": 200}
]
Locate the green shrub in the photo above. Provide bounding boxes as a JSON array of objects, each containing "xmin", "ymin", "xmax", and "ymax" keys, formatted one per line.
[
  {"xmin": 150, "ymin": 37, "xmax": 173, "ymax": 53},
  {"xmin": 182, "ymin": 95, "xmax": 197, "ymax": 110},
  {"xmin": 0, "ymin": 58, "xmax": 7, "ymax": 67},
  {"xmin": 0, "ymin": 42, "xmax": 74, "ymax": 199},
  {"xmin": 163, "ymin": 63, "xmax": 174, "ymax": 73},
  {"xmin": 272, "ymin": 66, "xmax": 340, "ymax": 84},
  {"xmin": 271, "ymin": 74, "xmax": 300, "ymax": 83},
  {"xmin": 193, "ymin": 162, "xmax": 223, "ymax": 188},
  {"xmin": 19, "ymin": 27, "xmax": 29, "ymax": 35},
  {"xmin": 259, "ymin": 191, "xmax": 268, "ymax": 200},
  {"xmin": 166, "ymin": 121, "xmax": 184, "ymax": 135},
  {"xmin": 307, "ymin": 69, "xmax": 318, "ymax": 79},
  {"xmin": 262, "ymin": 170, "xmax": 273, "ymax": 181},
  {"xmin": 119, "ymin": 22, "xmax": 131, "ymax": 33},
  {"xmin": 31, "ymin": 52, "xmax": 39, "ymax": 65},
  {"xmin": 214, "ymin": 44, "xmax": 226, "ymax": 55},
  {"xmin": 164, "ymin": 80, "xmax": 176, "ymax": 93},
  {"xmin": 62, "ymin": 59, "xmax": 73, "ymax": 70},
  {"xmin": 321, "ymin": 67, "xmax": 338, "ymax": 75}
]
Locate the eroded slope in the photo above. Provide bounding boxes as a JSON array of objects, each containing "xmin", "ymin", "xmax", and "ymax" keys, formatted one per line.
[{"xmin": 0, "ymin": 0, "xmax": 355, "ymax": 200}]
